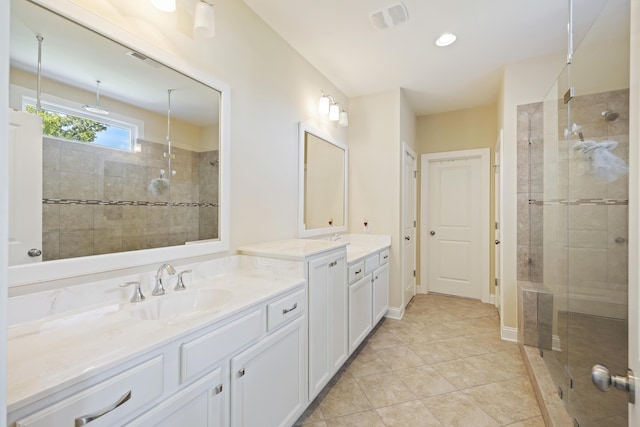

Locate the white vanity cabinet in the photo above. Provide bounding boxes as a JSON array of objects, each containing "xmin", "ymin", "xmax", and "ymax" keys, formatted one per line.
[
  {"xmin": 125, "ymin": 367, "xmax": 226, "ymax": 427},
  {"xmin": 348, "ymin": 272, "xmax": 373, "ymax": 354},
  {"xmin": 9, "ymin": 280, "xmax": 308, "ymax": 427},
  {"xmin": 230, "ymin": 315, "xmax": 306, "ymax": 427},
  {"xmin": 372, "ymin": 263, "xmax": 390, "ymax": 325},
  {"xmin": 307, "ymin": 249, "xmax": 348, "ymax": 401},
  {"xmin": 347, "ymin": 245, "xmax": 390, "ymax": 355}
]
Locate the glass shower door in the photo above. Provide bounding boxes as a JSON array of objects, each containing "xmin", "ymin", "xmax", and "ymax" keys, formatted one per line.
[{"xmin": 565, "ymin": 0, "xmax": 630, "ymax": 425}]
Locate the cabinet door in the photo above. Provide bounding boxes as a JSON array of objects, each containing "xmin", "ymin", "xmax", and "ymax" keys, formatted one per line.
[
  {"xmin": 230, "ymin": 316, "xmax": 306, "ymax": 427},
  {"xmin": 349, "ymin": 274, "xmax": 373, "ymax": 354},
  {"xmin": 328, "ymin": 255, "xmax": 348, "ymax": 373},
  {"xmin": 125, "ymin": 367, "xmax": 226, "ymax": 427},
  {"xmin": 373, "ymin": 264, "xmax": 390, "ymax": 325},
  {"xmin": 307, "ymin": 252, "xmax": 347, "ymax": 401}
]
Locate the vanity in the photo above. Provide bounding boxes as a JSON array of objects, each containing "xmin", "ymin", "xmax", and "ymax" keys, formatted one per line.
[
  {"xmin": 7, "ymin": 235, "xmax": 390, "ymax": 427},
  {"xmin": 7, "ymin": 256, "xmax": 310, "ymax": 427}
]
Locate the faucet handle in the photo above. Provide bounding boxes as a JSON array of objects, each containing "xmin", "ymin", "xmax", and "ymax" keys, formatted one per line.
[
  {"xmin": 120, "ymin": 281, "xmax": 145, "ymax": 303},
  {"xmin": 175, "ymin": 269, "xmax": 192, "ymax": 291}
]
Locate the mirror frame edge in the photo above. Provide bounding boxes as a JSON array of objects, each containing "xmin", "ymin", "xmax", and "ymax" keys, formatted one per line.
[
  {"xmin": 297, "ymin": 120, "xmax": 348, "ymax": 238},
  {"xmin": 8, "ymin": 0, "xmax": 231, "ymax": 287}
]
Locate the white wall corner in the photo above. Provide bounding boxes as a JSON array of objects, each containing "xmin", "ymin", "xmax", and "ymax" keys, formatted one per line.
[
  {"xmin": 385, "ymin": 306, "xmax": 404, "ymax": 320},
  {"xmin": 501, "ymin": 326, "xmax": 518, "ymax": 343}
]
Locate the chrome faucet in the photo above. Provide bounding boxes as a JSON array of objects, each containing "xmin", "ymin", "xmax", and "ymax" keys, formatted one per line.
[{"xmin": 152, "ymin": 263, "xmax": 176, "ymax": 296}]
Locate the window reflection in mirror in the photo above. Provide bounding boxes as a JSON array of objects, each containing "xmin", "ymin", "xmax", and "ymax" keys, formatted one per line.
[
  {"xmin": 8, "ymin": 0, "xmax": 222, "ymax": 268},
  {"xmin": 299, "ymin": 122, "xmax": 348, "ymax": 237}
]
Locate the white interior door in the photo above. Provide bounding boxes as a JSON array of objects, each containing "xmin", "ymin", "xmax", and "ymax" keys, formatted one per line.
[
  {"xmin": 494, "ymin": 130, "xmax": 503, "ymax": 312},
  {"xmin": 402, "ymin": 143, "xmax": 417, "ymax": 307},
  {"xmin": 8, "ymin": 110, "xmax": 42, "ymax": 265},
  {"xmin": 421, "ymin": 149, "xmax": 490, "ymax": 302}
]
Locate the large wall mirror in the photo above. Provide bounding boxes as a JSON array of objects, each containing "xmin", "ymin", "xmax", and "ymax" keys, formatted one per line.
[
  {"xmin": 298, "ymin": 122, "xmax": 348, "ymax": 237},
  {"xmin": 8, "ymin": 0, "xmax": 230, "ymax": 286}
]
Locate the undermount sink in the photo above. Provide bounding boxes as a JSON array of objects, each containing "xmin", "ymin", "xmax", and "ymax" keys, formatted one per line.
[{"xmin": 129, "ymin": 289, "xmax": 233, "ymax": 321}]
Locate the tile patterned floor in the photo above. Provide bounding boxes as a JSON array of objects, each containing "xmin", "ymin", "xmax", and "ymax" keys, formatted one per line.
[{"xmin": 295, "ymin": 294, "xmax": 544, "ymax": 427}]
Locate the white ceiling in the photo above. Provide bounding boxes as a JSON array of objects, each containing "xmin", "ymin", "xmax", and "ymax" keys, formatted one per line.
[{"xmin": 242, "ymin": 0, "xmax": 613, "ymax": 115}]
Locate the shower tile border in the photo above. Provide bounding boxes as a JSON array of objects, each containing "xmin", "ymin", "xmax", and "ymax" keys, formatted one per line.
[
  {"xmin": 529, "ymin": 198, "xmax": 628, "ymax": 206},
  {"xmin": 43, "ymin": 198, "xmax": 219, "ymax": 208}
]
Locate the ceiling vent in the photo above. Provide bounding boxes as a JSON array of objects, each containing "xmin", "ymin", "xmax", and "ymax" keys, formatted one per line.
[{"xmin": 369, "ymin": 2, "xmax": 409, "ymax": 30}]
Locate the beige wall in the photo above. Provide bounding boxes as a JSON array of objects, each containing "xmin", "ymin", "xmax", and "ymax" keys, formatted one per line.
[
  {"xmin": 349, "ymin": 89, "xmax": 406, "ymax": 310},
  {"xmin": 500, "ymin": 52, "xmax": 566, "ymax": 329},
  {"xmin": 416, "ymin": 104, "xmax": 498, "ymax": 298}
]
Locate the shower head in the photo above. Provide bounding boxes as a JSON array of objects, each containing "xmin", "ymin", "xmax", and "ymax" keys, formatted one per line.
[{"xmin": 601, "ymin": 109, "xmax": 619, "ymax": 122}]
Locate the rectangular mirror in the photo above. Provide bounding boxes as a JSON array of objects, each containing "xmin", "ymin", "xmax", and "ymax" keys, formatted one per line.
[
  {"xmin": 298, "ymin": 122, "xmax": 348, "ymax": 237},
  {"xmin": 8, "ymin": 0, "xmax": 230, "ymax": 286}
]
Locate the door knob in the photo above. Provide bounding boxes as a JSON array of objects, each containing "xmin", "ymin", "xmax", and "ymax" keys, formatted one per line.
[
  {"xmin": 495, "ymin": 240, "xmax": 500, "ymax": 245},
  {"xmin": 430, "ymin": 231, "xmax": 435, "ymax": 236},
  {"xmin": 28, "ymin": 248, "xmax": 42, "ymax": 257},
  {"xmin": 591, "ymin": 364, "xmax": 635, "ymax": 403},
  {"xmin": 405, "ymin": 235, "xmax": 410, "ymax": 241}
]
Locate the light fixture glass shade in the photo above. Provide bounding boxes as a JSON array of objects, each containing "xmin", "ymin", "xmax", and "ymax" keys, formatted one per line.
[
  {"xmin": 150, "ymin": 0, "xmax": 176, "ymax": 12},
  {"xmin": 329, "ymin": 103, "xmax": 340, "ymax": 121},
  {"xmin": 194, "ymin": 1, "xmax": 215, "ymax": 39},
  {"xmin": 318, "ymin": 95, "xmax": 330, "ymax": 115},
  {"xmin": 339, "ymin": 110, "xmax": 349, "ymax": 127}
]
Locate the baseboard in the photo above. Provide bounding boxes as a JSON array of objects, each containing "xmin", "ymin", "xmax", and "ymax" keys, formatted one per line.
[
  {"xmin": 552, "ymin": 334, "xmax": 561, "ymax": 352},
  {"xmin": 385, "ymin": 306, "xmax": 404, "ymax": 320},
  {"xmin": 501, "ymin": 326, "xmax": 518, "ymax": 342}
]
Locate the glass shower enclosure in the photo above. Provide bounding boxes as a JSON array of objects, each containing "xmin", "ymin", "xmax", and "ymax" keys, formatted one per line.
[{"xmin": 520, "ymin": 0, "xmax": 631, "ymax": 425}]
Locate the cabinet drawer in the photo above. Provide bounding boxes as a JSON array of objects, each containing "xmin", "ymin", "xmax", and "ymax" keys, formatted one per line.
[
  {"xmin": 348, "ymin": 261, "xmax": 365, "ymax": 284},
  {"xmin": 364, "ymin": 255, "xmax": 379, "ymax": 274},
  {"xmin": 16, "ymin": 356, "xmax": 164, "ymax": 427},
  {"xmin": 181, "ymin": 309, "xmax": 264, "ymax": 383},
  {"xmin": 267, "ymin": 289, "xmax": 306, "ymax": 332},
  {"xmin": 379, "ymin": 249, "xmax": 390, "ymax": 265}
]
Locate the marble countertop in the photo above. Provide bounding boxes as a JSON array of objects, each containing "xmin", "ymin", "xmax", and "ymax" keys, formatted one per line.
[
  {"xmin": 7, "ymin": 270, "xmax": 305, "ymax": 413},
  {"xmin": 237, "ymin": 239, "xmax": 347, "ymax": 260},
  {"xmin": 236, "ymin": 235, "xmax": 390, "ymax": 264}
]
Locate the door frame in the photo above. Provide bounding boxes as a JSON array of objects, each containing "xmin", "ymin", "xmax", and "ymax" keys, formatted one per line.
[
  {"xmin": 495, "ymin": 130, "xmax": 504, "ymax": 319},
  {"xmin": 401, "ymin": 142, "xmax": 417, "ymax": 310},
  {"xmin": 420, "ymin": 148, "xmax": 491, "ymax": 304}
]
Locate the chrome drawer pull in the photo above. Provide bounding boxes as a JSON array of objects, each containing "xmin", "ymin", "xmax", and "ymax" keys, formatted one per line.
[
  {"xmin": 383, "ymin": 255, "xmax": 389, "ymax": 259},
  {"xmin": 214, "ymin": 384, "xmax": 223, "ymax": 395},
  {"xmin": 282, "ymin": 303, "xmax": 298, "ymax": 315},
  {"xmin": 74, "ymin": 390, "xmax": 131, "ymax": 426},
  {"xmin": 328, "ymin": 261, "xmax": 338, "ymax": 267},
  {"xmin": 355, "ymin": 269, "xmax": 362, "ymax": 275}
]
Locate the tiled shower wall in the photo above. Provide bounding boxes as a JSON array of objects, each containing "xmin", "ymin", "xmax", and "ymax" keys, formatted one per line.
[
  {"xmin": 517, "ymin": 102, "xmax": 544, "ymax": 283},
  {"xmin": 42, "ymin": 137, "xmax": 219, "ymax": 261},
  {"xmin": 517, "ymin": 89, "xmax": 629, "ymax": 319}
]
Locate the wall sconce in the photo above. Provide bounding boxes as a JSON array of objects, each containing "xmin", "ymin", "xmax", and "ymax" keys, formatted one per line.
[
  {"xmin": 150, "ymin": 0, "xmax": 176, "ymax": 12},
  {"xmin": 194, "ymin": 1, "xmax": 215, "ymax": 39},
  {"xmin": 318, "ymin": 91, "xmax": 349, "ymax": 126}
]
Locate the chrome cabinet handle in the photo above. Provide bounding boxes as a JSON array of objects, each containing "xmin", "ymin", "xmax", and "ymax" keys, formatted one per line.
[
  {"xmin": 283, "ymin": 303, "xmax": 298, "ymax": 315},
  {"xmin": 74, "ymin": 390, "xmax": 131, "ymax": 426},
  {"xmin": 383, "ymin": 255, "xmax": 389, "ymax": 259},
  {"xmin": 355, "ymin": 268, "xmax": 362, "ymax": 275}
]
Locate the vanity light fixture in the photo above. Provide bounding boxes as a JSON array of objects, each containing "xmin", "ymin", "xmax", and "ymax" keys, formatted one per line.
[
  {"xmin": 329, "ymin": 103, "xmax": 340, "ymax": 121},
  {"xmin": 339, "ymin": 109, "xmax": 349, "ymax": 127},
  {"xmin": 318, "ymin": 92, "xmax": 331, "ymax": 115},
  {"xmin": 435, "ymin": 33, "xmax": 457, "ymax": 47},
  {"xmin": 150, "ymin": 0, "xmax": 176, "ymax": 12},
  {"xmin": 194, "ymin": 1, "xmax": 215, "ymax": 39},
  {"xmin": 318, "ymin": 91, "xmax": 348, "ymax": 125}
]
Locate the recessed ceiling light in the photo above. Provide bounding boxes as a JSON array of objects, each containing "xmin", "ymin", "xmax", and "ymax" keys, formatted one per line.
[{"xmin": 435, "ymin": 33, "xmax": 457, "ymax": 47}]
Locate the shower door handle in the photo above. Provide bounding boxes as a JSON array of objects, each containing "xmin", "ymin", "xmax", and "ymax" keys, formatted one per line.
[
  {"xmin": 28, "ymin": 248, "xmax": 42, "ymax": 257},
  {"xmin": 591, "ymin": 365, "xmax": 635, "ymax": 403}
]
